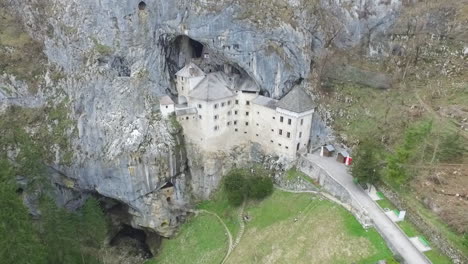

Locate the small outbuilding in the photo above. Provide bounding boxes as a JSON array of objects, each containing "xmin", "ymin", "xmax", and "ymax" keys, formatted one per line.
[
  {"xmin": 320, "ymin": 144, "xmax": 335, "ymax": 157},
  {"xmin": 159, "ymin": 96, "xmax": 175, "ymax": 117},
  {"xmin": 336, "ymin": 151, "xmax": 352, "ymax": 166}
]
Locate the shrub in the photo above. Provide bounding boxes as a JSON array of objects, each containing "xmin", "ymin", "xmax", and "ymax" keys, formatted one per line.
[
  {"xmin": 223, "ymin": 167, "xmax": 274, "ymax": 206},
  {"xmin": 247, "ymin": 176, "xmax": 273, "ymax": 200}
]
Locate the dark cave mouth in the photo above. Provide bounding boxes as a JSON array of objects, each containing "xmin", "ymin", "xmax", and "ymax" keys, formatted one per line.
[{"xmin": 110, "ymin": 224, "xmax": 153, "ymax": 259}]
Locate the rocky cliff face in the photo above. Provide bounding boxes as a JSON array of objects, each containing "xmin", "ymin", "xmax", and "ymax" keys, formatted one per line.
[{"xmin": 2, "ymin": 0, "xmax": 403, "ymax": 235}]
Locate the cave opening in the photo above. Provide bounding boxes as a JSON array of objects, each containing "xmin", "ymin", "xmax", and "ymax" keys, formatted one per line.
[
  {"xmin": 110, "ymin": 224, "xmax": 153, "ymax": 259},
  {"xmin": 138, "ymin": 1, "xmax": 147, "ymax": 10},
  {"xmin": 189, "ymin": 38, "xmax": 203, "ymax": 58}
]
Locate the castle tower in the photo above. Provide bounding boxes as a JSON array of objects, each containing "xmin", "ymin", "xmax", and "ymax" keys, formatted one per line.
[{"xmin": 175, "ymin": 62, "xmax": 205, "ymax": 104}]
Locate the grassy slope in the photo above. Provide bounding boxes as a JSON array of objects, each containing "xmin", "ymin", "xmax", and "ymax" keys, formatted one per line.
[
  {"xmin": 152, "ymin": 213, "xmax": 228, "ymax": 264},
  {"xmin": 228, "ymin": 191, "xmax": 392, "ymax": 264},
  {"xmin": 151, "ymin": 190, "xmax": 393, "ymax": 264}
]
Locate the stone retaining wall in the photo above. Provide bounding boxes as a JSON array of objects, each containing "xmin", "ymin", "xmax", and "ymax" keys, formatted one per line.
[{"xmin": 297, "ymin": 156, "xmax": 372, "ymax": 227}]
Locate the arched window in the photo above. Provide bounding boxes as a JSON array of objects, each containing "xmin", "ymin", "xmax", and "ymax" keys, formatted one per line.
[{"xmin": 138, "ymin": 1, "xmax": 147, "ymax": 10}]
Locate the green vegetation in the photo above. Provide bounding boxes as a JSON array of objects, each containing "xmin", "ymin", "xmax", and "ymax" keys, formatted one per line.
[
  {"xmin": 376, "ymin": 193, "xmax": 454, "ymax": 263},
  {"xmin": 91, "ymin": 37, "xmax": 113, "ymax": 56},
  {"xmin": 149, "ymin": 214, "xmax": 227, "ymax": 264},
  {"xmin": 0, "ymin": 158, "xmax": 108, "ymax": 264},
  {"xmin": 152, "ymin": 189, "xmax": 394, "ymax": 264},
  {"xmin": 0, "ymin": 100, "xmax": 104, "ymax": 263},
  {"xmin": 0, "ymin": 6, "xmax": 45, "ymax": 90},
  {"xmin": 351, "ymin": 140, "xmax": 382, "ymax": 184},
  {"xmin": 229, "ymin": 191, "xmax": 393, "ymax": 264},
  {"xmin": 223, "ymin": 167, "xmax": 273, "ymax": 206}
]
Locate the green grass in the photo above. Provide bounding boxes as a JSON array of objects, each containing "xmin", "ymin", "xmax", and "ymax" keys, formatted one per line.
[
  {"xmin": 285, "ymin": 167, "xmax": 319, "ymax": 186},
  {"xmin": 375, "ymin": 193, "xmax": 455, "ymax": 263},
  {"xmin": 197, "ymin": 190, "xmax": 241, "ymax": 237},
  {"xmin": 229, "ymin": 191, "xmax": 392, "ymax": 264},
  {"xmin": 376, "ymin": 198, "xmax": 397, "ymax": 211},
  {"xmin": 425, "ymin": 250, "xmax": 454, "ymax": 264},
  {"xmin": 151, "ymin": 190, "xmax": 394, "ymax": 264},
  {"xmin": 398, "ymin": 221, "xmax": 419, "ymax": 237},
  {"xmin": 149, "ymin": 213, "xmax": 227, "ymax": 264}
]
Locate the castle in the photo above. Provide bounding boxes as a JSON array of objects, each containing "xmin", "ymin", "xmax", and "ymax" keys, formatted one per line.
[{"xmin": 160, "ymin": 62, "xmax": 315, "ymax": 160}]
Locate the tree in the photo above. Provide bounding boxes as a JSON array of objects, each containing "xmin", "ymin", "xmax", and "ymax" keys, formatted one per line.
[
  {"xmin": 0, "ymin": 159, "xmax": 47, "ymax": 264},
  {"xmin": 223, "ymin": 167, "xmax": 274, "ymax": 206},
  {"xmin": 224, "ymin": 169, "xmax": 247, "ymax": 206},
  {"xmin": 80, "ymin": 197, "xmax": 107, "ymax": 248},
  {"xmin": 351, "ymin": 141, "xmax": 381, "ymax": 184},
  {"xmin": 247, "ymin": 176, "xmax": 273, "ymax": 200},
  {"xmin": 436, "ymin": 133, "xmax": 465, "ymax": 162}
]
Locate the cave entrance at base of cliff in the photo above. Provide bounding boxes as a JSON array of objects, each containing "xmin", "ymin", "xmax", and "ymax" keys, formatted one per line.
[
  {"xmin": 138, "ymin": 1, "xmax": 147, "ymax": 10},
  {"xmin": 110, "ymin": 224, "xmax": 153, "ymax": 259}
]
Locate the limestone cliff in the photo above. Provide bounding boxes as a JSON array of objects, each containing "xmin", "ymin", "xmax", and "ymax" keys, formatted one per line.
[{"xmin": 1, "ymin": 0, "xmax": 403, "ymax": 236}]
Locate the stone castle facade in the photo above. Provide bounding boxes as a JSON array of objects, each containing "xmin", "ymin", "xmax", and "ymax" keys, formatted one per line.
[{"xmin": 159, "ymin": 62, "xmax": 315, "ymax": 160}]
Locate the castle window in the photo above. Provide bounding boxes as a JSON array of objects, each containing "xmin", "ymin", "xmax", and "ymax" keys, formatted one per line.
[
  {"xmin": 214, "ymin": 126, "xmax": 219, "ymax": 131},
  {"xmin": 256, "ymin": 134, "xmax": 259, "ymax": 137},
  {"xmin": 257, "ymin": 111, "xmax": 259, "ymax": 114},
  {"xmin": 278, "ymin": 143, "xmax": 282, "ymax": 146},
  {"xmin": 227, "ymin": 111, "xmax": 232, "ymax": 115},
  {"xmin": 235, "ymin": 100, "xmax": 239, "ymax": 105},
  {"xmin": 286, "ymin": 146, "xmax": 289, "ymax": 149},
  {"xmin": 270, "ymin": 140, "xmax": 274, "ymax": 143},
  {"xmin": 234, "ymin": 121, "xmax": 238, "ymax": 125},
  {"xmin": 234, "ymin": 110, "xmax": 238, "ymax": 115},
  {"xmin": 256, "ymin": 123, "xmax": 259, "ymax": 126},
  {"xmin": 280, "ymin": 116, "xmax": 284, "ymax": 122},
  {"xmin": 199, "ymin": 115, "xmax": 202, "ymax": 119},
  {"xmin": 271, "ymin": 129, "xmax": 274, "ymax": 132},
  {"xmin": 227, "ymin": 121, "xmax": 231, "ymax": 126},
  {"xmin": 186, "ymin": 117, "xmax": 189, "ymax": 120},
  {"xmin": 244, "ymin": 131, "xmax": 247, "ymax": 134},
  {"xmin": 235, "ymin": 128, "xmax": 238, "ymax": 132},
  {"xmin": 221, "ymin": 102, "xmax": 225, "ymax": 107},
  {"xmin": 228, "ymin": 100, "xmax": 231, "ymax": 105},
  {"xmin": 245, "ymin": 122, "xmax": 249, "ymax": 126},
  {"xmin": 246, "ymin": 112, "xmax": 249, "ymax": 116},
  {"xmin": 165, "ymin": 106, "xmax": 168, "ymax": 109},
  {"xmin": 287, "ymin": 132, "xmax": 291, "ymax": 138},
  {"xmin": 246, "ymin": 101, "xmax": 250, "ymax": 105},
  {"xmin": 138, "ymin": 1, "xmax": 147, "ymax": 10},
  {"xmin": 299, "ymin": 132, "xmax": 302, "ymax": 138},
  {"xmin": 273, "ymin": 116, "xmax": 275, "ymax": 119},
  {"xmin": 198, "ymin": 104, "xmax": 202, "ymax": 108},
  {"xmin": 288, "ymin": 119, "xmax": 291, "ymax": 125},
  {"xmin": 279, "ymin": 129, "xmax": 283, "ymax": 135},
  {"xmin": 214, "ymin": 115, "xmax": 219, "ymax": 120},
  {"xmin": 214, "ymin": 104, "xmax": 218, "ymax": 109},
  {"xmin": 300, "ymin": 119, "xmax": 304, "ymax": 125}
]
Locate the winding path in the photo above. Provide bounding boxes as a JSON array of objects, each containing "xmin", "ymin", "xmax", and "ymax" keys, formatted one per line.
[
  {"xmin": 305, "ymin": 153, "xmax": 431, "ymax": 264},
  {"xmin": 194, "ymin": 209, "xmax": 233, "ymax": 264}
]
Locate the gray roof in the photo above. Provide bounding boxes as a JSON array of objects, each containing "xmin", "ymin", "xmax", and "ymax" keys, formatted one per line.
[
  {"xmin": 339, "ymin": 150, "xmax": 350, "ymax": 157},
  {"xmin": 276, "ymin": 87, "xmax": 314, "ymax": 113},
  {"xmin": 324, "ymin": 145, "xmax": 335, "ymax": 152},
  {"xmin": 252, "ymin": 95, "xmax": 278, "ymax": 110},
  {"xmin": 189, "ymin": 72, "xmax": 236, "ymax": 101},
  {"xmin": 159, "ymin": 95, "xmax": 174, "ymax": 105},
  {"xmin": 175, "ymin": 107, "xmax": 197, "ymax": 116},
  {"xmin": 175, "ymin": 62, "xmax": 205, "ymax": 78}
]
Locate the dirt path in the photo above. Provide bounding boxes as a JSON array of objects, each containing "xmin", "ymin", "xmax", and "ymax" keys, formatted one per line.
[
  {"xmin": 194, "ymin": 209, "xmax": 233, "ymax": 264},
  {"xmin": 305, "ymin": 153, "xmax": 431, "ymax": 264}
]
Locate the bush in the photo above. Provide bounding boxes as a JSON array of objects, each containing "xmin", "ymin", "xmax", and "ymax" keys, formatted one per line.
[
  {"xmin": 247, "ymin": 176, "xmax": 273, "ymax": 200},
  {"xmin": 223, "ymin": 167, "xmax": 274, "ymax": 206}
]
